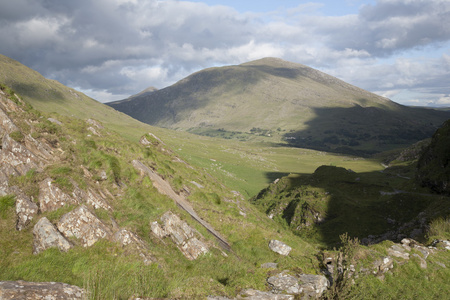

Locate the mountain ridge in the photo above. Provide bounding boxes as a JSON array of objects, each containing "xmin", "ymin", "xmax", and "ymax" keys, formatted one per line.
[{"xmin": 108, "ymin": 57, "xmax": 450, "ymax": 155}]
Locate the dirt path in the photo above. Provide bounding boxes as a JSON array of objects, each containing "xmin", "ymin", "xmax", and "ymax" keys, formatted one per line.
[{"xmin": 132, "ymin": 160, "xmax": 231, "ymax": 251}]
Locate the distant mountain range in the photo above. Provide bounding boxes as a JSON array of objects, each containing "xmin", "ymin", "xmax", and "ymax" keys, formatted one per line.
[{"xmin": 108, "ymin": 57, "xmax": 450, "ymax": 156}]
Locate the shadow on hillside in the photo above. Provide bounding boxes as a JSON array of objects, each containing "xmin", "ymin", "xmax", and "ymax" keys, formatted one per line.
[
  {"xmin": 12, "ymin": 82, "xmax": 65, "ymax": 103},
  {"xmin": 259, "ymin": 167, "xmax": 450, "ymax": 249},
  {"xmin": 264, "ymin": 172, "xmax": 291, "ymax": 184},
  {"xmin": 108, "ymin": 67, "xmax": 265, "ymax": 125},
  {"xmin": 281, "ymin": 104, "xmax": 450, "ymax": 157}
]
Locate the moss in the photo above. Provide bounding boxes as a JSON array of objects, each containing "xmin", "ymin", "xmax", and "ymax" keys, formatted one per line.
[{"xmin": 9, "ymin": 130, "xmax": 25, "ymax": 143}]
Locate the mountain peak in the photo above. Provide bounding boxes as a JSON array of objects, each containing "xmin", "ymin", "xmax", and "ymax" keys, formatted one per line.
[{"xmin": 240, "ymin": 57, "xmax": 306, "ymax": 69}]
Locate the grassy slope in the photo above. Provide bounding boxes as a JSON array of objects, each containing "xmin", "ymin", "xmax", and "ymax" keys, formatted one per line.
[{"xmin": 0, "ymin": 90, "xmax": 319, "ymax": 298}]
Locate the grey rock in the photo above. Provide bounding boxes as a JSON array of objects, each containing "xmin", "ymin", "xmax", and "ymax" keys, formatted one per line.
[
  {"xmin": 85, "ymin": 188, "xmax": 111, "ymax": 211},
  {"xmin": 298, "ymin": 274, "xmax": 329, "ymax": 298},
  {"xmin": 0, "ymin": 105, "xmax": 19, "ymax": 134},
  {"xmin": 261, "ymin": 262, "xmax": 278, "ymax": 269},
  {"xmin": 140, "ymin": 132, "xmax": 165, "ymax": 146},
  {"xmin": 0, "ymin": 280, "xmax": 86, "ymax": 299},
  {"xmin": 153, "ymin": 211, "xmax": 208, "ymax": 260},
  {"xmin": 57, "ymin": 205, "xmax": 112, "ymax": 247},
  {"xmin": 38, "ymin": 178, "xmax": 80, "ymax": 212},
  {"xmin": 238, "ymin": 289, "xmax": 294, "ymax": 300},
  {"xmin": 0, "ymin": 134, "xmax": 40, "ymax": 176},
  {"xmin": 86, "ymin": 119, "xmax": 104, "ymax": 129},
  {"xmin": 33, "ymin": 217, "xmax": 72, "ymax": 254},
  {"xmin": 269, "ymin": 240, "xmax": 292, "ymax": 256},
  {"xmin": 47, "ymin": 118, "xmax": 62, "ymax": 125},
  {"xmin": 15, "ymin": 195, "xmax": 38, "ymax": 231},
  {"xmin": 150, "ymin": 221, "xmax": 168, "ymax": 238},
  {"xmin": 0, "ymin": 169, "xmax": 10, "ymax": 196},
  {"xmin": 440, "ymin": 240, "xmax": 450, "ymax": 251},
  {"xmin": 373, "ymin": 257, "xmax": 394, "ymax": 274},
  {"xmin": 267, "ymin": 271, "xmax": 301, "ymax": 294},
  {"xmin": 387, "ymin": 244, "xmax": 410, "ymax": 260},
  {"xmin": 412, "ymin": 254, "xmax": 427, "ymax": 269}
]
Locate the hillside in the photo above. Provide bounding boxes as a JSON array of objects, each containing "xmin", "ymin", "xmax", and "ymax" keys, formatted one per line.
[
  {"xmin": 1, "ymin": 54, "xmax": 449, "ymax": 299},
  {"xmin": 108, "ymin": 57, "xmax": 450, "ymax": 155},
  {"xmin": 0, "ymin": 54, "xmax": 157, "ymax": 143}
]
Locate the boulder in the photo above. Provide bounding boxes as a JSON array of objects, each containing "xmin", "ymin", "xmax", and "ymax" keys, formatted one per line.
[
  {"xmin": 32, "ymin": 217, "xmax": 72, "ymax": 254},
  {"xmin": 387, "ymin": 244, "xmax": 410, "ymax": 260},
  {"xmin": 57, "ymin": 205, "xmax": 112, "ymax": 247},
  {"xmin": 38, "ymin": 178, "xmax": 80, "ymax": 212},
  {"xmin": 269, "ymin": 240, "xmax": 292, "ymax": 256},
  {"xmin": 153, "ymin": 211, "xmax": 209, "ymax": 260},
  {"xmin": 0, "ymin": 280, "xmax": 86, "ymax": 299},
  {"xmin": 267, "ymin": 271, "xmax": 301, "ymax": 294},
  {"xmin": 373, "ymin": 256, "xmax": 394, "ymax": 275},
  {"xmin": 15, "ymin": 195, "xmax": 38, "ymax": 231},
  {"xmin": 297, "ymin": 274, "xmax": 329, "ymax": 298}
]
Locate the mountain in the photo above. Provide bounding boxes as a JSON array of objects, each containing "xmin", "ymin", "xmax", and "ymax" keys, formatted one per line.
[{"xmin": 108, "ymin": 57, "xmax": 450, "ymax": 155}]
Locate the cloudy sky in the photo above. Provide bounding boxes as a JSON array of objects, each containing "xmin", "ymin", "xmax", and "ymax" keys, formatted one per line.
[{"xmin": 0, "ymin": 0, "xmax": 449, "ymax": 106}]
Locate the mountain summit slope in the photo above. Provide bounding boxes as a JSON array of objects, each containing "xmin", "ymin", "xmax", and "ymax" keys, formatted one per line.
[{"xmin": 108, "ymin": 57, "xmax": 450, "ymax": 155}]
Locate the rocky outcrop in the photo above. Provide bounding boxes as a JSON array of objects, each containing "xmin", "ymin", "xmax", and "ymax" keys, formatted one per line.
[
  {"xmin": 152, "ymin": 211, "xmax": 208, "ymax": 260},
  {"xmin": 268, "ymin": 240, "xmax": 292, "ymax": 256},
  {"xmin": 33, "ymin": 217, "xmax": 72, "ymax": 254},
  {"xmin": 0, "ymin": 107, "xmax": 19, "ymax": 134},
  {"xmin": 297, "ymin": 274, "xmax": 329, "ymax": 298},
  {"xmin": 0, "ymin": 134, "xmax": 41, "ymax": 176},
  {"xmin": 133, "ymin": 159, "xmax": 231, "ymax": 251},
  {"xmin": 57, "ymin": 205, "xmax": 112, "ymax": 247},
  {"xmin": 267, "ymin": 271, "xmax": 301, "ymax": 294},
  {"xmin": 38, "ymin": 178, "xmax": 80, "ymax": 212},
  {"xmin": 139, "ymin": 132, "xmax": 165, "ymax": 146},
  {"xmin": 267, "ymin": 271, "xmax": 329, "ymax": 299},
  {"xmin": 0, "ymin": 280, "xmax": 86, "ymax": 299},
  {"xmin": 15, "ymin": 194, "xmax": 38, "ymax": 230},
  {"xmin": 85, "ymin": 189, "xmax": 111, "ymax": 211}
]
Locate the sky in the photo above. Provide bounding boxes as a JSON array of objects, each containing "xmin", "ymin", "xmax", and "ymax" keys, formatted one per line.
[{"xmin": 0, "ymin": 0, "xmax": 449, "ymax": 107}]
